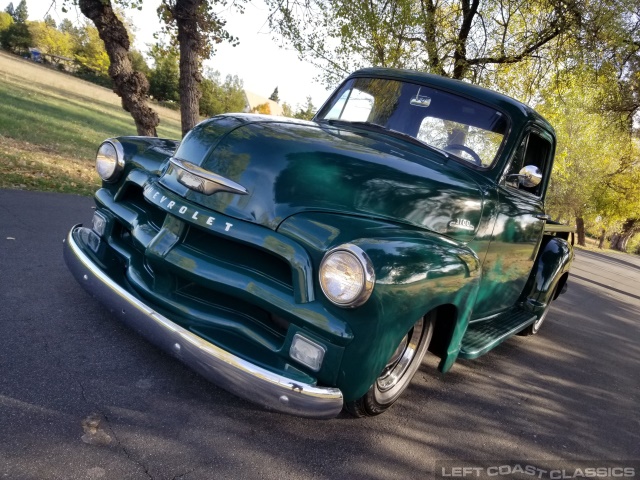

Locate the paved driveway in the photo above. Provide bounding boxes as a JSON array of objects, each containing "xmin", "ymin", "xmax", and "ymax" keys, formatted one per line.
[{"xmin": 1, "ymin": 189, "xmax": 638, "ymax": 479}]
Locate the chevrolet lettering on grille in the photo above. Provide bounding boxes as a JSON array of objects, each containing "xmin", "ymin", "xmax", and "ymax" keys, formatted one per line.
[{"xmin": 143, "ymin": 184, "xmax": 234, "ymax": 232}]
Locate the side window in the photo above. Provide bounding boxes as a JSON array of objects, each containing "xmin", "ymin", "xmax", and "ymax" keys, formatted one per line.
[{"xmin": 506, "ymin": 131, "xmax": 552, "ymax": 196}]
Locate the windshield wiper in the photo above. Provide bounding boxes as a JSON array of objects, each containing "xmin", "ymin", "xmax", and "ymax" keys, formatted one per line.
[{"xmin": 322, "ymin": 119, "xmax": 449, "ymax": 158}]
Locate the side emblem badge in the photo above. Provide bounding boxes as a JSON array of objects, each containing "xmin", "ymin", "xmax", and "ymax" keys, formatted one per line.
[{"xmin": 449, "ymin": 219, "xmax": 475, "ymax": 231}]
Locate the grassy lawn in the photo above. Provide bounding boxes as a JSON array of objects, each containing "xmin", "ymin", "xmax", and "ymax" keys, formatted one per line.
[{"xmin": 0, "ymin": 51, "xmax": 182, "ymax": 195}]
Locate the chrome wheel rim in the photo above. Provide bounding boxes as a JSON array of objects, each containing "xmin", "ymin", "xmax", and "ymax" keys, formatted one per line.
[{"xmin": 377, "ymin": 318, "xmax": 425, "ymax": 392}]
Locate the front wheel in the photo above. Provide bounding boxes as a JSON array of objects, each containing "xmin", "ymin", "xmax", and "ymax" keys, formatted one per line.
[{"xmin": 345, "ymin": 312, "xmax": 435, "ymax": 417}]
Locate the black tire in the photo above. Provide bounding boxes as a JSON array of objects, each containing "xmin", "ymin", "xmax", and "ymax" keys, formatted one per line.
[
  {"xmin": 519, "ymin": 287, "xmax": 556, "ymax": 336},
  {"xmin": 345, "ymin": 312, "xmax": 435, "ymax": 417}
]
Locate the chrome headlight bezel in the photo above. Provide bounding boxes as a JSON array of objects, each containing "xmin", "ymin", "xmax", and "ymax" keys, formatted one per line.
[
  {"xmin": 95, "ymin": 139, "xmax": 125, "ymax": 182},
  {"xmin": 319, "ymin": 244, "xmax": 375, "ymax": 308}
]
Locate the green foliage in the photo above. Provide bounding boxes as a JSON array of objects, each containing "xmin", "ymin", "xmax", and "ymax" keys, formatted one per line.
[
  {"xmin": 293, "ymin": 96, "xmax": 315, "ymax": 120},
  {"xmin": 12, "ymin": 0, "xmax": 26, "ymax": 23},
  {"xmin": 539, "ymin": 66, "xmax": 640, "ymax": 231},
  {"xmin": 28, "ymin": 21, "xmax": 74, "ymax": 56},
  {"xmin": 269, "ymin": 86, "xmax": 279, "ymax": 103},
  {"xmin": 74, "ymin": 23, "xmax": 110, "ymax": 76},
  {"xmin": 148, "ymin": 42, "xmax": 180, "ymax": 102},
  {"xmin": 58, "ymin": 18, "xmax": 78, "ymax": 35},
  {"xmin": 4, "ymin": 2, "xmax": 14, "ymax": 17},
  {"xmin": 266, "ymin": 0, "xmax": 580, "ymax": 86},
  {"xmin": 199, "ymin": 70, "xmax": 245, "ymax": 117},
  {"xmin": 281, "ymin": 101, "xmax": 293, "ymax": 117},
  {"xmin": 0, "ymin": 20, "xmax": 30, "ymax": 53},
  {"xmin": 129, "ymin": 48, "xmax": 150, "ymax": 77},
  {"xmin": 0, "ymin": 11, "xmax": 12, "ymax": 32},
  {"xmin": 156, "ymin": 0, "xmax": 245, "ymax": 60},
  {"xmin": 43, "ymin": 14, "xmax": 56, "ymax": 28}
]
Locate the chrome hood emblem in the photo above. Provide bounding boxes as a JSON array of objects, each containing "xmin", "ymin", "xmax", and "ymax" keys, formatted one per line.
[{"xmin": 170, "ymin": 158, "xmax": 248, "ymax": 196}]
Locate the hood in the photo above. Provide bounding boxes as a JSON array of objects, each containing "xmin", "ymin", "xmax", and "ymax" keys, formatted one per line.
[{"xmin": 159, "ymin": 115, "xmax": 485, "ymax": 241}]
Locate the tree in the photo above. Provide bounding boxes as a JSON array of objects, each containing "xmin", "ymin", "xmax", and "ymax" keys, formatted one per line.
[
  {"xmin": 269, "ymin": 86, "xmax": 279, "ymax": 103},
  {"xmin": 28, "ymin": 21, "xmax": 74, "ymax": 56},
  {"xmin": 281, "ymin": 101, "xmax": 293, "ymax": 117},
  {"xmin": 72, "ymin": 0, "xmax": 243, "ymax": 137},
  {"xmin": 266, "ymin": 0, "xmax": 581, "ymax": 87},
  {"xmin": 293, "ymin": 96, "xmax": 315, "ymax": 120},
  {"xmin": 44, "ymin": 14, "xmax": 56, "ymax": 28},
  {"xmin": 148, "ymin": 42, "xmax": 180, "ymax": 102},
  {"xmin": 610, "ymin": 219, "xmax": 640, "ymax": 252},
  {"xmin": 4, "ymin": 2, "xmax": 14, "ymax": 17},
  {"xmin": 77, "ymin": 0, "xmax": 159, "ymax": 136},
  {"xmin": 74, "ymin": 22, "xmax": 110, "ymax": 75},
  {"xmin": 128, "ymin": 48, "xmax": 150, "ymax": 77},
  {"xmin": 0, "ymin": 11, "xmax": 13, "ymax": 33},
  {"xmin": 199, "ymin": 70, "xmax": 246, "ymax": 116},
  {"xmin": 12, "ymin": 0, "xmax": 26, "ymax": 23},
  {"xmin": 0, "ymin": 19, "xmax": 30, "ymax": 53},
  {"xmin": 157, "ymin": 0, "xmax": 246, "ymax": 135},
  {"xmin": 218, "ymin": 73, "xmax": 245, "ymax": 113},
  {"xmin": 539, "ymin": 66, "xmax": 640, "ymax": 246},
  {"xmin": 58, "ymin": 18, "xmax": 79, "ymax": 35},
  {"xmin": 252, "ymin": 102, "xmax": 271, "ymax": 114}
]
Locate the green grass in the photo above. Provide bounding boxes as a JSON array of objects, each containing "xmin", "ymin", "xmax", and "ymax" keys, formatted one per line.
[{"xmin": 0, "ymin": 53, "xmax": 182, "ymax": 195}]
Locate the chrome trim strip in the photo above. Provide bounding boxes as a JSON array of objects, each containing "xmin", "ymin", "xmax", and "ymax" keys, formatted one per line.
[
  {"xmin": 64, "ymin": 226, "xmax": 343, "ymax": 419},
  {"xmin": 170, "ymin": 157, "xmax": 248, "ymax": 195}
]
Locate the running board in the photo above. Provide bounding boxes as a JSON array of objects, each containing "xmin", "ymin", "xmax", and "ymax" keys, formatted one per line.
[{"xmin": 459, "ymin": 309, "xmax": 536, "ymax": 359}]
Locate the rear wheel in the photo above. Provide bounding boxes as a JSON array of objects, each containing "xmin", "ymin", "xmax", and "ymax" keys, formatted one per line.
[{"xmin": 345, "ymin": 312, "xmax": 435, "ymax": 417}]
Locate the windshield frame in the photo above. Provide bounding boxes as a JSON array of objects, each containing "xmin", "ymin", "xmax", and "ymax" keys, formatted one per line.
[{"xmin": 314, "ymin": 75, "xmax": 513, "ymax": 171}]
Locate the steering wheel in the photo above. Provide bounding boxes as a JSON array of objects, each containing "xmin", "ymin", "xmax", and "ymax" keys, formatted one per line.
[{"xmin": 444, "ymin": 144, "xmax": 482, "ymax": 166}]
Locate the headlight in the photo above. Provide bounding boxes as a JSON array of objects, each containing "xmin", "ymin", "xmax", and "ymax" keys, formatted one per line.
[
  {"xmin": 96, "ymin": 139, "xmax": 124, "ymax": 182},
  {"xmin": 319, "ymin": 244, "xmax": 375, "ymax": 307}
]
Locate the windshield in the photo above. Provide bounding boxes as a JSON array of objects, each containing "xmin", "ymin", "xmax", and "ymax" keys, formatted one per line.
[{"xmin": 316, "ymin": 77, "xmax": 508, "ymax": 168}]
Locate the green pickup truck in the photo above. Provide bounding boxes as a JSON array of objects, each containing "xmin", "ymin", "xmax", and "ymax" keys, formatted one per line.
[{"xmin": 64, "ymin": 68, "xmax": 574, "ymax": 418}]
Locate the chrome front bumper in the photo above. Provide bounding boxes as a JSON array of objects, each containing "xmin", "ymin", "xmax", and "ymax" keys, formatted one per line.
[{"xmin": 63, "ymin": 226, "xmax": 344, "ymax": 419}]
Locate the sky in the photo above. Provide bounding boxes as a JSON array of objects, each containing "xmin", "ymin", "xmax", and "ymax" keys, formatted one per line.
[{"xmin": 25, "ymin": 0, "xmax": 332, "ymax": 109}]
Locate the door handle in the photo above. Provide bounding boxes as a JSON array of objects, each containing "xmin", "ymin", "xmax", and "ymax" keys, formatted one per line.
[{"xmin": 536, "ymin": 214, "xmax": 551, "ymax": 221}]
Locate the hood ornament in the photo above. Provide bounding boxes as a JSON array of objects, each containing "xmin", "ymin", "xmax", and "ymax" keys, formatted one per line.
[{"xmin": 170, "ymin": 158, "xmax": 248, "ymax": 196}]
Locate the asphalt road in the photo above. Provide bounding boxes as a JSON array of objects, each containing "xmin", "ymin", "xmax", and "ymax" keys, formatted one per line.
[{"xmin": 1, "ymin": 189, "xmax": 638, "ymax": 480}]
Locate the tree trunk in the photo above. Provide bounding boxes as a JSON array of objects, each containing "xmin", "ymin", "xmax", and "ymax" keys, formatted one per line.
[
  {"xmin": 576, "ymin": 216, "xmax": 586, "ymax": 246},
  {"xmin": 610, "ymin": 218, "xmax": 640, "ymax": 252},
  {"xmin": 175, "ymin": 0, "xmax": 203, "ymax": 136},
  {"xmin": 598, "ymin": 228, "xmax": 606, "ymax": 249},
  {"xmin": 451, "ymin": 0, "xmax": 480, "ymax": 79},
  {"xmin": 79, "ymin": 0, "xmax": 159, "ymax": 136}
]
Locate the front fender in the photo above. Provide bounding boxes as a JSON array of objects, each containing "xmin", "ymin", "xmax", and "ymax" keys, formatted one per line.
[{"xmin": 278, "ymin": 212, "xmax": 480, "ymax": 400}]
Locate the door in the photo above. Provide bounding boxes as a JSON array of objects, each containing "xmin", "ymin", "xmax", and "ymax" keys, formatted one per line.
[{"xmin": 472, "ymin": 128, "xmax": 554, "ymax": 318}]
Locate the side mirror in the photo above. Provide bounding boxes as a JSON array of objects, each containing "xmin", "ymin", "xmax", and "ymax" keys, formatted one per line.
[{"xmin": 519, "ymin": 165, "xmax": 542, "ymax": 188}]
